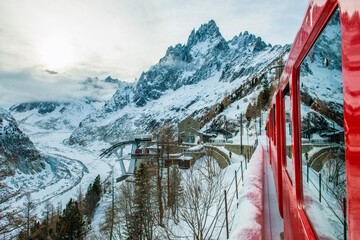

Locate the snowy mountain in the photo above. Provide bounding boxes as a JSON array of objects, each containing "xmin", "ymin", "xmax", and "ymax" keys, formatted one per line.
[
  {"xmin": 82, "ymin": 75, "xmax": 125, "ymax": 92},
  {"xmin": 9, "ymin": 100, "xmax": 100, "ymax": 132},
  {"xmin": 0, "ymin": 106, "xmax": 98, "ymax": 228},
  {"xmin": 69, "ymin": 20, "xmax": 290, "ymax": 146},
  {"xmin": 0, "ymin": 107, "xmax": 44, "ymax": 174},
  {"xmin": 9, "ymin": 76, "xmax": 132, "ymax": 134}
]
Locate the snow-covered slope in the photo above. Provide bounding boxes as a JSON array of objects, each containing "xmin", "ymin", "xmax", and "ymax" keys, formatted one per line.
[
  {"xmin": 69, "ymin": 20, "xmax": 290, "ymax": 146},
  {"xmin": 9, "ymin": 100, "xmax": 98, "ymax": 132},
  {"xmin": 1, "ymin": 106, "xmax": 114, "ymax": 240},
  {"xmin": 9, "ymin": 75, "xmax": 132, "ymax": 135}
]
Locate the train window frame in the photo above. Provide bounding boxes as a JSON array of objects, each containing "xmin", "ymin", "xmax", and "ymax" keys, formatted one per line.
[
  {"xmin": 271, "ymin": 107, "xmax": 274, "ymax": 143},
  {"xmin": 273, "ymin": 104, "xmax": 276, "ymax": 145},
  {"xmin": 283, "ymin": 83, "xmax": 293, "ymax": 184},
  {"xmin": 297, "ymin": 7, "xmax": 346, "ymax": 239}
]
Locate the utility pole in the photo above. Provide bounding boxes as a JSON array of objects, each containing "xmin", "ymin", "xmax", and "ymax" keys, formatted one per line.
[
  {"xmin": 240, "ymin": 113, "xmax": 243, "ymax": 155},
  {"xmin": 255, "ymin": 117, "xmax": 258, "ymax": 138},
  {"xmin": 109, "ymin": 165, "xmax": 115, "ymax": 240},
  {"xmin": 259, "ymin": 111, "xmax": 262, "ymax": 135},
  {"xmin": 224, "ymin": 190, "xmax": 229, "ymax": 239}
]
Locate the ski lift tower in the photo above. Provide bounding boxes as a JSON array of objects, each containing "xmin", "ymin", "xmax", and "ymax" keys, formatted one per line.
[{"xmin": 100, "ymin": 135, "xmax": 152, "ymax": 182}]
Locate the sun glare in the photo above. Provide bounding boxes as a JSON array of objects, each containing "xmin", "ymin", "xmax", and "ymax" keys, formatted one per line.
[{"xmin": 38, "ymin": 37, "xmax": 75, "ymax": 70}]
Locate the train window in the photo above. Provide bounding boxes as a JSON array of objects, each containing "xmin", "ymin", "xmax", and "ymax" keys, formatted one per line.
[
  {"xmin": 271, "ymin": 108, "xmax": 274, "ymax": 140},
  {"xmin": 274, "ymin": 104, "xmax": 276, "ymax": 145},
  {"xmin": 283, "ymin": 84, "xmax": 293, "ymax": 183},
  {"xmin": 299, "ymin": 9, "xmax": 346, "ymax": 239}
]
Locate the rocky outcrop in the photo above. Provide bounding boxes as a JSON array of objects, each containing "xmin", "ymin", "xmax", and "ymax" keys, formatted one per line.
[{"xmin": 0, "ymin": 107, "xmax": 44, "ymax": 174}]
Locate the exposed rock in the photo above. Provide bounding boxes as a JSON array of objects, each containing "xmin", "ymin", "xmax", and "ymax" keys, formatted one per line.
[
  {"xmin": 0, "ymin": 107, "xmax": 44, "ymax": 174},
  {"xmin": 68, "ymin": 20, "xmax": 289, "ymax": 146}
]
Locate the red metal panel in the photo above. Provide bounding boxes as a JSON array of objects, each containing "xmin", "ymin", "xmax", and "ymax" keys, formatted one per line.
[
  {"xmin": 275, "ymin": 94, "xmax": 284, "ymax": 218},
  {"xmin": 269, "ymin": 108, "xmax": 273, "ymax": 165},
  {"xmin": 265, "ymin": 0, "xmax": 360, "ymax": 238},
  {"xmin": 339, "ymin": 0, "xmax": 360, "ymax": 238}
]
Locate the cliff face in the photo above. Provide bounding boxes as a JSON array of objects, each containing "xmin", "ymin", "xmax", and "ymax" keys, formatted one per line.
[{"xmin": 0, "ymin": 107, "xmax": 44, "ymax": 174}]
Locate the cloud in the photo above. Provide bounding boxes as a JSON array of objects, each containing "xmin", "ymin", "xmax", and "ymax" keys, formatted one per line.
[
  {"xmin": 0, "ymin": 67, "xmax": 119, "ymax": 108},
  {"xmin": 0, "ymin": 0, "xmax": 309, "ymax": 107},
  {"xmin": 44, "ymin": 69, "xmax": 58, "ymax": 75}
]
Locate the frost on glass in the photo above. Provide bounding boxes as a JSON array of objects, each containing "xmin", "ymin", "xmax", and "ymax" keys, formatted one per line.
[{"xmin": 300, "ymin": 9, "xmax": 346, "ymax": 239}]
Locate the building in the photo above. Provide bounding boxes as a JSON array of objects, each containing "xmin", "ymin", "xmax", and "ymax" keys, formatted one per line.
[
  {"xmin": 178, "ymin": 117, "xmax": 203, "ymax": 143},
  {"xmin": 204, "ymin": 126, "xmax": 233, "ymax": 142}
]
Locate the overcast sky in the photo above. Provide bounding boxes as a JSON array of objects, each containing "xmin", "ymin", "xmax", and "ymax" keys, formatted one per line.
[{"xmin": 0, "ymin": 0, "xmax": 308, "ymax": 107}]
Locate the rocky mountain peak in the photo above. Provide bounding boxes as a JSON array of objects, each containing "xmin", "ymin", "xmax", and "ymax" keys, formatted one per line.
[
  {"xmin": 9, "ymin": 101, "xmax": 63, "ymax": 115},
  {"xmin": 187, "ymin": 20, "xmax": 223, "ymax": 47},
  {"xmin": 131, "ymin": 20, "xmax": 233, "ymax": 107},
  {"xmin": 104, "ymin": 76, "xmax": 120, "ymax": 84},
  {"xmin": 229, "ymin": 31, "xmax": 268, "ymax": 52},
  {"xmin": 159, "ymin": 43, "xmax": 191, "ymax": 64},
  {"xmin": 69, "ymin": 20, "xmax": 290, "ymax": 146}
]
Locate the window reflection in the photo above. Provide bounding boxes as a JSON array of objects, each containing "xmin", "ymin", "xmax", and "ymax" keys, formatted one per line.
[
  {"xmin": 283, "ymin": 84, "xmax": 293, "ymax": 183},
  {"xmin": 300, "ymin": 9, "xmax": 346, "ymax": 239}
]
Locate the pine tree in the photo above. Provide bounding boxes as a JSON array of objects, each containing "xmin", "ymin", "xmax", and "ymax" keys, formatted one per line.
[
  {"xmin": 92, "ymin": 175, "xmax": 102, "ymax": 198},
  {"xmin": 55, "ymin": 199, "xmax": 84, "ymax": 240},
  {"xmin": 259, "ymin": 78, "xmax": 270, "ymax": 108},
  {"xmin": 84, "ymin": 175, "xmax": 102, "ymax": 219},
  {"xmin": 245, "ymin": 103, "xmax": 254, "ymax": 121},
  {"xmin": 128, "ymin": 162, "xmax": 154, "ymax": 239},
  {"xmin": 218, "ymin": 102, "xmax": 225, "ymax": 113}
]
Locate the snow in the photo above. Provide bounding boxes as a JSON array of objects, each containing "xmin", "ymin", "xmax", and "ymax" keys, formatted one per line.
[
  {"xmin": 3, "ymin": 102, "xmax": 283, "ymax": 240},
  {"xmin": 186, "ymin": 144, "xmax": 204, "ymax": 151},
  {"xmin": 1, "ymin": 121, "xmax": 120, "ymax": 232},
  {"xmin": 301, "ymin": 151, "xmax": 346, "ymax": 239},
  {"xmin": 178, "ymin": 155, "xmax": 193, "ymax": 161},
  {"xmin": 230, "ymin": 145, "xmax": 264, "ymax": 239},
  {"xmin": 190, "ymin": 39, "xmax": 212, "ymax": 58},
  {"xmin": 263, "ymin": 142, "xmax": 284, "ymax": 239},
  {"xmin": 0, "ymin": 21, "xmax": 293, "ymax": 239}
]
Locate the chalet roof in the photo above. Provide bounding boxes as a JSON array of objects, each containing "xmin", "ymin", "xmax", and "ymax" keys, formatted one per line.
[
  {"xmin": 204, "ymin": 127, "xmax": 233, "ymax": 136},
  {"xmin": 179, "ymin": 116, "xmax": 198, "ymax": 125},
  {"xmin": 180, "ymin": 127, "xmax": 214, "ymax": 136}
]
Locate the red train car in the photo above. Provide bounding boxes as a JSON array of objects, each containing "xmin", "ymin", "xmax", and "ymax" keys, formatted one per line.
[{"xmin": 266, "ymin": 0, "xmax": 360, "ymax": 239}]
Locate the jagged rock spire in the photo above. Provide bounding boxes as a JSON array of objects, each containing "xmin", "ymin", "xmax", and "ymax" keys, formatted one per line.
[{"xmin": 187, "ymin": 20, "xmax": 223, "ymax": 47}]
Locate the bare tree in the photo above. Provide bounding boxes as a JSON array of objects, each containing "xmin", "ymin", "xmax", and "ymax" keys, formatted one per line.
[
  {"xmin": 180, "ymin": 155, "xmax": 224, "ymax": 240},
  {"xmin": 168, "ymin": 165, "xmax": 182, "ymax": 223},
  {"xmin": 21, "ymin": 192, "xmax": 37, "ymax": 238},
  {"xmin": 100, "ymin": 167, "xmax": 116, "ymax": 240},
  {"xmin": 323, "ymin": 149, "xmax": 346, "ymax": 201},
  {"xmin": 43, "ymin": 200, "xmax": 54, "ymax": 238},
  {"xmin": 0, "ymin": 158, "xmax": 23, "ymax": 238},
  {"xmin": 117, "ymin": 181, "xmax": 135, "ymax": 239},
  {"xmin": 153, "ymin": 121, "xmax": 176, "ymax": 227}
]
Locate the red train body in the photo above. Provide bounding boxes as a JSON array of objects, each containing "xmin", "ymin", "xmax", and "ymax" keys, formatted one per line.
[{"xmin": 266, "ymin": 0, "xmax": 360, "ymax": 239}]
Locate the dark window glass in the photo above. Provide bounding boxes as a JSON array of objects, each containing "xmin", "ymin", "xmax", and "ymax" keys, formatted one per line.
[{"xmin": 300, "ymin": 9, "xmax": 346, "ymax": 239}]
